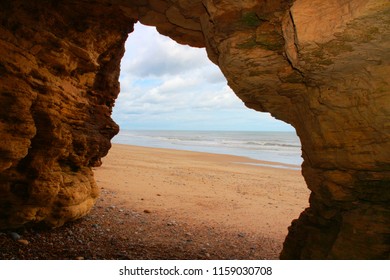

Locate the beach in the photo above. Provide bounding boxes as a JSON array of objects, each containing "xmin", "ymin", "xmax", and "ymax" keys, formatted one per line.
[
  {"xmin": 94, "ymin": 144, "xmax": 309, "ymax": 258},
  {"xmin": 96, "ymin": 144, "xmax": 308, "ymax": 237},
  {"xmin": 0, "ymin": 144, "xmax": 309, "ymax": 259}
]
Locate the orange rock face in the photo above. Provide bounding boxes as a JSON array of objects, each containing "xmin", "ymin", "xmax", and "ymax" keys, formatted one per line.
[
  {"xmin": 0, "ymin": 1, "xmax": 132, "ymax": 228},
  {"xmin": 0, "ymin": 0, "xmax": 389, "ymax": 259}
]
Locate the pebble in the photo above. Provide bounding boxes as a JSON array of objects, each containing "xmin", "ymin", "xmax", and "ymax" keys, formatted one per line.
[
  {"xmin": 9, "ymin": 232, "xmax": 21, "ymax": 241},
  {"xmin": 75, "ymin": 256, "xmax": 84, "ymax": 260},
  {"xmin": 106, "ymin": 205, "xmax": 116, "ymax": 211},
  {"xmin": 143, "ymin": 209, "xmax": 151, "ymax": 214},
  {"xmin": 18, "ymin": 239, "xmax": 29, "ymax": 245}
]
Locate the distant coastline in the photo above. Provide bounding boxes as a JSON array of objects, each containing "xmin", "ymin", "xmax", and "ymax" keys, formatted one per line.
[{"xmin": 112, "ymin": 130, "xmax": 302, "ymax": 168}]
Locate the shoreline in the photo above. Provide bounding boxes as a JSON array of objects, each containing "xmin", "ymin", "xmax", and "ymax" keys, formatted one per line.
[
  {"xmin": 112, "ymin": 130, "xmax": 302, "ymax": 166},
  {"xmin": 95, "ymin": 144, "xmax": 309, "ymax": 241},
  {"xmin": 111, "ymin": 143, "xmax": 302, "ymax": 170}
]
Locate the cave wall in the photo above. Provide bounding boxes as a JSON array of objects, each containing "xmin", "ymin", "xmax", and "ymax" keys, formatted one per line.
[
  {"xmin": 0, "ymin": 0, "xmax": 389, "ymax": 259},
  {"xmin": 0, "ymin": 1, "xmax": 133, "ymax": 227}
]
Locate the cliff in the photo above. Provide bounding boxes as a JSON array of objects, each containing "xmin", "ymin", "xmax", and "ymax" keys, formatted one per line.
[{"xmin": 0, "ymin": 0, "xmax": 389, "ymax": 259}]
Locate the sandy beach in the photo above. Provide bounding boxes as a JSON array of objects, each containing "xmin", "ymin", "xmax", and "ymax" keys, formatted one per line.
[
  {"xmin": 94, "ymin": 144, "xmax": 309, "ymax": 256},
  {"xmin": 0, "ymin": 144, "xmax": 309, "ymax": 259}
]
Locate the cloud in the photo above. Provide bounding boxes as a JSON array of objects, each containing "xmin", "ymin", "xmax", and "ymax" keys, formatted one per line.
[
  {"xmin": 121, "ymin": 25, "xmax": 210, "ymax": 78},
  {"xmin": 113, "ymin": 23, "xmax": 294, "ymax": 131}
]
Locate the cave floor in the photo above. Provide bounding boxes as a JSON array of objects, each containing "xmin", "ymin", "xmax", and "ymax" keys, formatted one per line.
[{"xmin": 0, "ymin": 188, "xmax": 281, "ymax": 260}]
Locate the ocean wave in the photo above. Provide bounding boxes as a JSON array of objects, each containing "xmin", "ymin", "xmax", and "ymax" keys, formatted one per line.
[
  {"xmin": 262, "ymin": 142, "xmax": 301, "ymax": 148},
  {"xmin": 140, "ymin": 135, "xmax": 300, "ymax": 150},
  {"xmin": 113, "ymin": 130, "xmax": 302, "ymax": 165}
]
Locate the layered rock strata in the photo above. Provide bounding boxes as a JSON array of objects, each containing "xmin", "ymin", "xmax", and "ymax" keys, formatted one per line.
[
  {"xmin": 0, "ymin": 0, "xmax": 389, "ymax": 259},
  {"xmin": 0, "ymin": 1, "xmax": 133, "ymax": 227}
]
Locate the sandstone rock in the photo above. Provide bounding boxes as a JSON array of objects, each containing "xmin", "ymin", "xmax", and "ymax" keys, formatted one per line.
[
  {"xmin": 0, "ymin": 0, "xmax": 132, "ymax": 229},
  {"xmin": 0, "ymin": 0, "xmax": 389, "ymax": 260},
  {"xmin": 17, "ymin": 239, "xmax": 29, "ymax": 245}
]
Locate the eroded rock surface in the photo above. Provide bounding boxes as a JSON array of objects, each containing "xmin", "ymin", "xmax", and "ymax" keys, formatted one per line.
[
  {"xmin": 0, "ymin": 1, "xmax": 133, "ymax": 228},
  {"xmin": 0, "ymin": 0, "xmax": 389, "ymax": 259}
]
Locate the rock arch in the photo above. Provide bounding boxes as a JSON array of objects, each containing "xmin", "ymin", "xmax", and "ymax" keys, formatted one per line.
[{"xmin": 0, "ymin": 0, "xmax": 389, "ymax": 259}]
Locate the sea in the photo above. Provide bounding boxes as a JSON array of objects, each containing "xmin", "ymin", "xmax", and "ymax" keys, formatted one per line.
[{"xmin": 112, "ymin": 130, "xmax": 302, "ymax": 169}]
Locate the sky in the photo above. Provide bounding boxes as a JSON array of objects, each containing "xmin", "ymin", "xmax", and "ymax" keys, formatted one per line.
[{"xmin": 113, "ymin": 23, "xmax": 294, "ymax": 131}]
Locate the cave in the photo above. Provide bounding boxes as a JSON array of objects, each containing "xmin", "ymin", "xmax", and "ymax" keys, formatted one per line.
[{"xmin": 0, "ymin": 0, "xmax": 389, "ymax": 259}]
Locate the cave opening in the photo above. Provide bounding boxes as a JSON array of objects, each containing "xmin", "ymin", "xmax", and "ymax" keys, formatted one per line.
[{"xmin": 93, "ymin": 23, "xmax": 310, "ymax": 259}]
